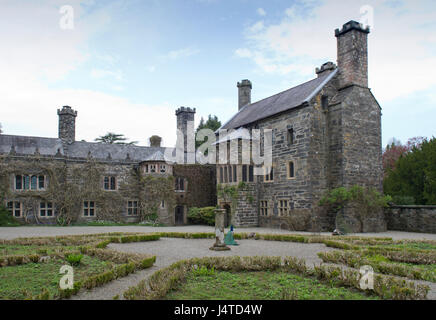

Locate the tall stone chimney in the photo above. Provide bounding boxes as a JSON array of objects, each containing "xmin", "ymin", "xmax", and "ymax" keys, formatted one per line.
[
  {"xmin": 335, "ymin": 20, "xmax": 370, "ymax": 89},
  {"xmin": 237, "ymin": 79, "xmax": 252, "ymax": 110},
  {"xmin": 57, "ymin": 106, "xmax": 77, "ymax": 145},
  {"xmin": 149, "ymin": 135, "xmax": 162, "ymax": 147},
  {"xmin": 175, "ymin": 107, "xmax": 196, "ymax": 164}
]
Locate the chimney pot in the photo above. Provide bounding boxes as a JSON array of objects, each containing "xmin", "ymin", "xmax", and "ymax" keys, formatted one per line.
[{"xmin": 237, "ymin": 79, "xmax": 252, "ymax": 111}]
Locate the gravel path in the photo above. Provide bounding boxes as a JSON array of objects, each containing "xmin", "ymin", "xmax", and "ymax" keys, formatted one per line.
[
  {"xmin": 71, "ymin": 238, "xmax": 335, "ymax": 300},
  {"xmin": 1, "ymin": 225, "xmax": 435, "ymax": 240}
]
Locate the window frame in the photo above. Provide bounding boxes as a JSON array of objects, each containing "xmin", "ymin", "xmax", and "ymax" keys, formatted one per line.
[
  {"xmin": 6, "ymin": 201, "xmax": 22, "ymax": 218},
  {"xmin": 127, "ymin": 200, "xmax": 139, "ymax": 216},
  {"xmin": 278, "ymin": 200, "xmax": 289, "ymax": 217},
  {"xmin": 103, "ymin": 176, "xmax": 117, "ymax": 191},
  {"xmin": 260, "ymin": 200, "xmax": 268, "ymax": 216},
  {"xmin": 287, "ymin": 128, "xmax": 294, "ymax": 145},
  {"xmin": 39, "ymin": 202, "xmax": 54, "ymax": 218},
  {"xmin": 264, "ymin": 166, "xmax": 274, "ymax": 183},
  {"xmin": 287, "ymin": 161, "xmax": 296, "ymax": 179},
  {"xmin": 14, "ymin": 174, "xmax": 47, "ymax": 191},
  {"xmin": 83, "ymin": 200, "xmax": 96, "ymax": 217}
]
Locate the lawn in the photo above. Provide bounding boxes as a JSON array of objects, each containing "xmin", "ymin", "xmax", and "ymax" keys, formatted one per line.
[
  {"xmin": 0, "ymin": 233, "xmax": 158, "ymax": 300},
  {"xmin": 165, "ymin": 270, "xmax": 379, "ymax": 300},
  {"xmin": 0, "ymin": 255, "xmax": 113, "ymax": 299},
  {"xmin": 0, "ymin": 244, "xmax": 76, "ymax": 256}
]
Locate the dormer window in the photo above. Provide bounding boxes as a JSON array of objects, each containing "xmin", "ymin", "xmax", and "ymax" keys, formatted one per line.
[{"xmin": 160, "ymin": 164, "xmax": 167, "ymax": 173}]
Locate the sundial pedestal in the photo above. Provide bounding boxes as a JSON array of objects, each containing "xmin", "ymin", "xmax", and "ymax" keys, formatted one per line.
[{"xmin": 210, "ymin": 209, "xmax": 230, "ymax": 251}]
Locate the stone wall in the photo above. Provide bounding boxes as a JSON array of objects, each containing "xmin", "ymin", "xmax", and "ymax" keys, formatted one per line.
[
  {"xmin": 385, "ymin": 206, "xmax": 436, "ymax": 234},
  {"xmin": 232, "ymin": 183, "xmax": 258, "ymax": 227},
  {"xmin": 1, "ymin": 154, "xmax": 214, "ymax": 226},
  {"xmin": 173, "ymin": 164, "xmax": 217, "ymax": 209}
]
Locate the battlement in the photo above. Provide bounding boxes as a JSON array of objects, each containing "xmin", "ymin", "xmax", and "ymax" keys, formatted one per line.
[
  {"xmin": 57, "ymin": 106, "xmax": 78, "ymax": 117},
  {"xmin": 335, "ymin": 20, "xmax": 370, "ymax": 37},
  {"xmin": 175, "ymin": 106, "xmax": 196, "ymax": 115},
  {"xmin": 237, "ymin": 79, "xmax": 252, "ymax": 89}
]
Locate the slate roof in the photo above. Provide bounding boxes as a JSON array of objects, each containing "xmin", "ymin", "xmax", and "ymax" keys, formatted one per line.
[
  {"xmin": 0, "ymin": 135, "xmax": 64, "ymax": 156},
  {"xmin": 142, "ymin": 150, "xmax": 167, "ymax": 162},
  {"xmin": 0, "ymin": 134, "xmax": 173, "ymax": 162},
  {"xmin": 221, "ymin": 69, "xmax": 338, "ymax": 130},
  {"xmin": 214, "ymin": 127, "xmax": 260, "ymax": 145}
]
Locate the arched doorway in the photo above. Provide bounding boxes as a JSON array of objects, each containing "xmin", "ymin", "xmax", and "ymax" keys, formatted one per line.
[{"xmin": 175, "ymin": 206, "xmax": 184, "ymax": 225}]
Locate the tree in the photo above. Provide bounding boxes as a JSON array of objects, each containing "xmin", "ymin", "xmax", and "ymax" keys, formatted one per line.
[
  {"xmin": 319, "ymin": 186, "xmax": 391, "ymax": 233},
  {"xmin": 195, "ymin": 115, "xmax": 221, "ymax": 149},
  {"xmin": 0, "ymin": 123, "xmax": 2, "ymax": 134},
  {"xmin": 384, "ymin": 137, "xmax": 436, "ymax": 205},
  {"xmin": 95, "ymin": 132, "xmax": 138, "ymax": 145},
  {"xmin": 382, "ymin": 137, "xmax": 425, "ymax": 175}
]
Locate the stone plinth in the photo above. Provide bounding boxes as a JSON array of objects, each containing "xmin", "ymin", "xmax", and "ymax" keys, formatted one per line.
[{"xmin": 210, "ymin": 209, "xmax": 230, "ymax": 251}]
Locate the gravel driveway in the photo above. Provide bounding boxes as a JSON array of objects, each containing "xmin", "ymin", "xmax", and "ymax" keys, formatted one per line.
[{"xmin": 1, "ymin": 225, "xmax": 435, "ymax": 240}]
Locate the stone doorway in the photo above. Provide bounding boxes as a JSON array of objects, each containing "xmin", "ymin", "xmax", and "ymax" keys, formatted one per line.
[{"xmin": 175, "ymin": 206, "xmax": 184, "ymax": 225}]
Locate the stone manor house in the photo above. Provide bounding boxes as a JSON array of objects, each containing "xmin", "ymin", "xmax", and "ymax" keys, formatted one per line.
[
  {"xmin": 216, "ymin": 20, "xmax": 383, "ymax": 232},
  {"xmin": 0, "ymin": 106, "xmax": 217, "ymax": 225},
  {"xmin": 0, "ymin": 21, "xmax": 384, "ymax": 231}
]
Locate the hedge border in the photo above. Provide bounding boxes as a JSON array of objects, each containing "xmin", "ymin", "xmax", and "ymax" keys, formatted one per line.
[{"xmin": 123, "ymin": 256, "xmax": 429, "ymax": 300}]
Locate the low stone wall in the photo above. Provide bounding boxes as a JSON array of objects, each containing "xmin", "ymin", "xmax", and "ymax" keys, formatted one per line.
[{"xmin": 385, "ymin": 206, "xmax": 436, "ymax": 234}]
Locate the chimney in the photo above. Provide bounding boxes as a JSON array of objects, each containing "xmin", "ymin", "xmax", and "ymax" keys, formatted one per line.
[
  {"xmin": 57, "ymin": 106, "xmax": 77, "ymax": 144},
  {"xmin": 316, "ymin": 61, "xmax": 337, "ymax": 78},
  {"xmin": 149, "ymin": 135, "xmax": 162, "ymax": 147},
  {"xmin": 335, "ymin": 20, "xmax": 370, "ymax": 89},
  {"xmin": 237, "ymin": 79, "xmax": 252, "ymax": 110},
  {"xmin": 175, "ymin": 107, "xmax": 196, "ymax": 164}
]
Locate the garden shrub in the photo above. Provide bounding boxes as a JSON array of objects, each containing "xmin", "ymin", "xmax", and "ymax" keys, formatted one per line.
[
  {"xmin": 187, "ymin": 207, "xmax": 216, "ymax": 226},
  {"xmin": 66, "ymin": 253, "xmax": 83, "ymax": 266},
  {"xmin": 0, "ymin": 205, "xmax": 21, "ymax": 227}
]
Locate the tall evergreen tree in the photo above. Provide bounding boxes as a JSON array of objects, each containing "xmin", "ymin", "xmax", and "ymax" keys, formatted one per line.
[
  {"xmin": 95, "ymin": 132, "xmax": 138, "ymax": 145},
  {"xmin": 195, "ymin": 115, "xmax": 221, "ymax": 149},
  {"xmin": 384, "ymin": 137, "xmax": 436, "ymax": 205}
]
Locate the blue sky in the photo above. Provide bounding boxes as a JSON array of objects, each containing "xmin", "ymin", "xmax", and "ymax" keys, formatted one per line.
[{"xmin": 0, "ymin": 0, "xmax": 435, "ymax": 147}]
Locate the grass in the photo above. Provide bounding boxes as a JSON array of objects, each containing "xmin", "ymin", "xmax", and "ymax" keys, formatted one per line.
[
  {"xmin": 378, "ymin": 242, "xmax": 436, "ymax": 251},
  {"xmin": 0, "ymin": 255, "xmax": 113, "ymax": 299},
  {"xmin": 0, "ymin": 244, "xmax": 76, "ymax": 257},
  {"xmin": 165, "ymin": 271, "xmax": 379, "ymax": 300}
]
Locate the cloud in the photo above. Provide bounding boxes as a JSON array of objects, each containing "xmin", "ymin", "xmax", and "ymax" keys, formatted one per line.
[
  {"xmin": 234, "ymin": 0, "xmax": 436, "ymax": 102},
  {"xmin": 249, "ymin": 21, "xmax": 265, "ymax": 33},
  {"xmin": 257, "ymin": 8, "xmax": 266, "ymax": 16},
  {"xmin": 162, "ymin": 46, "xmax": 200, "ymax": 60},
  {"xmin": 90, "ymin": 69, "xmax": 124, "ymax": 81},
  {"xmin": 0, "ymin": 0, "xmax": 178, "ymax": 147}
]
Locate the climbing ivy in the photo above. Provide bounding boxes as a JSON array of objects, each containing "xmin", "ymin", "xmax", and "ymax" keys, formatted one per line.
[{"xmin": 0, "ymin": 155, "xmax": 175, "ymax": 225}]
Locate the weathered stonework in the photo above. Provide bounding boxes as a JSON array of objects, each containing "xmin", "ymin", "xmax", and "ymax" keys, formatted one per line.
[
  {"xmin": 0, "ymin": 105, "xmax": 216, "ymax": 226},
  {"xmin": 385, "ymin": 206, "xmax": 436, "ymax": 234},
  {"xmin": 217, "ymin": 21, "xmax": 385, "ymax": 233}
]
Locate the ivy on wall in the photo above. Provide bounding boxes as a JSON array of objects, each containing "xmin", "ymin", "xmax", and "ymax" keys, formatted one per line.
[{"xmin": 0, "ymin": 155, "xmax": 176, "ymax": 225}]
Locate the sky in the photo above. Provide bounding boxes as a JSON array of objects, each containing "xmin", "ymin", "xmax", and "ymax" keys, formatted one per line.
[{"xmin": 0, "ymin": 0, "xmax": 435, "ymax": 148}]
